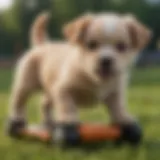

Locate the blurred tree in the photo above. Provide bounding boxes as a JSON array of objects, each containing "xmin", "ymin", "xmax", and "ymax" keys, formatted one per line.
[
  {"xmin": 0, "ymin": 0, "xmax": 22, "ymax": 58},
  {"xmin": 1, "ymin": 0, "xmax": 21, "ymax": 34}
]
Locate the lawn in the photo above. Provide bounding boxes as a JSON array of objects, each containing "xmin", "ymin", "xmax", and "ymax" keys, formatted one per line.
[{"xmin": 0, "ymin": 67, "xmax": 160, "ymax": 160}]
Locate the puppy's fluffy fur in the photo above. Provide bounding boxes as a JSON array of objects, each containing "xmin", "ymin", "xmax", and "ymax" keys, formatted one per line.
[{"xmin": 9, "ymin": 12, "xmax": 151, "ymax": 126}]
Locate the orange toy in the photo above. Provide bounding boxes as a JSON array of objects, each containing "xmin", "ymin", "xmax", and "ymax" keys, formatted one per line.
[{"xmin": 18, "ymin": 124, "xmax": 121, "ymax": 144}]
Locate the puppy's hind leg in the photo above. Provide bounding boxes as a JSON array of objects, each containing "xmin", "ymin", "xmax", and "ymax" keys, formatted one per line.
[
  {"xmin": 40, "ymin": 94, "xmax": 54, "ymax": 129},
  {"xmin": 7, "ymin": 56, "xmax": 38, "ymax": 136}
]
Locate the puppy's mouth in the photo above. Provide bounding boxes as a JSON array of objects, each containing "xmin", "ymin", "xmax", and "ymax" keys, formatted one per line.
[{"xmin": 96, "ymin": 67, "xmax": 114, "ymax": 79}]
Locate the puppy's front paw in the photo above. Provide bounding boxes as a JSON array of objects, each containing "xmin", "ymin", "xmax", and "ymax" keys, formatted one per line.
[
  {"xmin": 53, "ymin": 123, "xmax": 80, "ymax": 146},
  {"xmin": 120, "ymin": 122, "xmax": 142, "ymax": 145},
  {"xmin": 6, "ymin": 119, "xmax": 26, "ymax": 137}
]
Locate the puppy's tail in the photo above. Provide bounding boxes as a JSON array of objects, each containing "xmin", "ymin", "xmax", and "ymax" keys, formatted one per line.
[{"xmin": 30, "ymin": 12, "xmax": 50, "ymax": 46}]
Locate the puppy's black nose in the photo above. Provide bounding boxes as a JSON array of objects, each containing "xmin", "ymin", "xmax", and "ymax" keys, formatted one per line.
[{"xmin": 100, "ymin": 58, "xmax": 113, "ymax": 69}]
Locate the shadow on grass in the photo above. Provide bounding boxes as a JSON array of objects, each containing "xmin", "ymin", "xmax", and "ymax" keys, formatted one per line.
[{"xmin": 7, "ymin": 129, "xmax": 160, "ymax": 160}]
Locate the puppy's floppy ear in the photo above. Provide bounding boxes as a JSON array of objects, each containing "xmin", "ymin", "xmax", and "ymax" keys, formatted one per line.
[
  {"xmin": 63, "ymin": 14, "xmax": 93, "ymax": 44},
  {"xmin": 124, "ymin": 15, "xmax": 152, "ymax": 50}
]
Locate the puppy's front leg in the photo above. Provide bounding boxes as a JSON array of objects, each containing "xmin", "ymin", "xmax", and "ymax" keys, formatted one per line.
[
  {"xmin": 53, "ymin": 89, "xmax": 79, "ymax": 124},
  {"xmin": 52, "ymin": 86, "xmax": 79, "ymax": 144},
  {"xmin": 104, "ymin": 75, "xmax": 142, "ymax": 144},
  {"xmin": 105, "ymin": 91, "xmax": 133, "ymax": 125},
  {"xmin": 105, "ymin": 75, "xmax": 133, "ymax": 124}
]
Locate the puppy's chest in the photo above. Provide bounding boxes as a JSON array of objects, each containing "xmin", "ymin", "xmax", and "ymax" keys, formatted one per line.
[
  {"xmin": 71, "ymin": 81, "xmax": 115, "ymax": 107},
  {"xmin": 98, "ymin": 82, "xmax": 115, "ymax": 100}
]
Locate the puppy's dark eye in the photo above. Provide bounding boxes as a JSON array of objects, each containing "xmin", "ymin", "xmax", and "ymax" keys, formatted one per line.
[
  {"xmin": 116, "ymin": 42, "xmax": 128, "ymax": 52},
  {"xmin": 87, "ymin": 40, "xmax": 99, "ymax": 50}
]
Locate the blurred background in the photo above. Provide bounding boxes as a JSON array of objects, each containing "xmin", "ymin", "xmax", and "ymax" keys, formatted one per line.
[
  {"xmin": 0, "ymin": 0, "xmax": 160, "ymax": 160},
  {"xmin": 0, "ymin": 0, "xmax": 160, "ymax": 65}
]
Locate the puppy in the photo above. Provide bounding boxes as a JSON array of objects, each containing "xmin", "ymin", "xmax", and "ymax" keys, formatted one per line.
[{"xmin": 8, "ymin": 12, "xmax": 151, "ymax": 142}]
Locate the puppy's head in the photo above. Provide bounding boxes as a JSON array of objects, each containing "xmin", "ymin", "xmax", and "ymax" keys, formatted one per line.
[{"xmin": 63, "ymin": 13, "xmax": 152, "ymax": 82}]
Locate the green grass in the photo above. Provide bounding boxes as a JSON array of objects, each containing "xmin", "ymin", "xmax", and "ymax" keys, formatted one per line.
[{"xmin": 0, "ymin": 67, "xmax": 160, "ymax": 160}]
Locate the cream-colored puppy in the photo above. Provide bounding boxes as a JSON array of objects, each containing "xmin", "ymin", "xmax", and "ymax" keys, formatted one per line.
[{"xmin": 8, "ymin": 12, "xmax": 151, "ymax": 133}]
